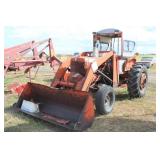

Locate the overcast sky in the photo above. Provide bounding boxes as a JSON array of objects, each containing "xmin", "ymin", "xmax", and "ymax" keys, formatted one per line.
[{"xmin": 4, "ymin": 25, "xmax": 156, "ymax": 55}]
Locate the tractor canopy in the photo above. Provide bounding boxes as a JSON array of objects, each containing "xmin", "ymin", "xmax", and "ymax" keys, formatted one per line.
[
  {"xmin": 92, "ymin": 28, "xmax": 135, "ymax": 56},
  {"xmin": 93, "ymin": 28, "xmax": 122, "ymax": 38}
]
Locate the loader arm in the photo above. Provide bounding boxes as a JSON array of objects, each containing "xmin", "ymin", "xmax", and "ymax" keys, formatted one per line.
[
  {"xmin": 51, "ymin": 51, "xmax": 118, "ymax": 91},
  {"xmin": 81, "ymin": 51, "xmax": 115, "ymax": 91}
]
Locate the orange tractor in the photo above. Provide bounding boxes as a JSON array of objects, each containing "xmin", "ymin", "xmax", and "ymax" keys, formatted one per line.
[{"xmin": 16, "ymin": 28, "xmax": 148, "ymax": 130}]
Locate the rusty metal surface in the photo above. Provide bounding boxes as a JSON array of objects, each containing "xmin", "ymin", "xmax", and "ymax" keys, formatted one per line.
[
  {"xmin": 8, "ymin": 83, "xmax": 27, "ymax": 95},
  {"xmin": 16, "ymin": 82, "xmax": 95, "ymax": 131}
]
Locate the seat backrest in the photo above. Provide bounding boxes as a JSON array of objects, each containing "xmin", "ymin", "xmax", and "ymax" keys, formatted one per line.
[{"xmin": 70, "ymin": 58, "xmax": 86, "ymax": 76}]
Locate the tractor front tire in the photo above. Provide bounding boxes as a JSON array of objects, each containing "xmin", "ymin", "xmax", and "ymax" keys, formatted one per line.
[
  {"xmin": 95, "ymin": 84, "xmax": 115, "ymax": 115},
  {"xmin": 128, "ymin": 65, "xmax": 148, "ymax": 98}
]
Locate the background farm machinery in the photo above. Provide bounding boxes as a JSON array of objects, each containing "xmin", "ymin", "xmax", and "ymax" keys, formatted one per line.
[{"xmin": 4, "ymin": 38, "xmax": 61, "ymax": 76}]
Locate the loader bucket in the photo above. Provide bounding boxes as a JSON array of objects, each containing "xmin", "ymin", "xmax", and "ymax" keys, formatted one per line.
[{"xmin": 16, "ymin": 82, "xmax": 95, "ymax": 131}]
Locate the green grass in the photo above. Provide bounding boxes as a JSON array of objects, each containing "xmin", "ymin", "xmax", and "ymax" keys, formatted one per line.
[
  {"xmin": 140, "ymin": 54, "xmax": 156, "ymax": 57},
  {"xmin": 4, "ymin": 64, "xmax": 156, "ymax": 132}
]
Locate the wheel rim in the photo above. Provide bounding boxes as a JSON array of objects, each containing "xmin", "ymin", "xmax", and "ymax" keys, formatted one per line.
[
  {"xmin": 140, "ymin": 72, "xmax": 147, "ymax": 90},
  {"xmin": 104, "ymin": 92, "xmax": 113, "ymax": 109}
]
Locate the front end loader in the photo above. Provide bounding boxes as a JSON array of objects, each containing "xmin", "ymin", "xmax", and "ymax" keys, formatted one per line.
[{"xmin": 16, "ymin": 28, "xmax": 148, "ymax": 131}]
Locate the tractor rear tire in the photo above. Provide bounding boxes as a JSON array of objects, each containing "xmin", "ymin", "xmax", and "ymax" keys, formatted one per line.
[
  {"xmin": 95, "ymin": 84, "xmax": 115, "ymax": 115},
  {"xmin": 128, "ymin": 65, "xmax": 148, "ymax": 98}
]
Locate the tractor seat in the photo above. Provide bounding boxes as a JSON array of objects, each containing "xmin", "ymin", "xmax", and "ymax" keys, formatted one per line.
[
  {"xmin": 70, "ymin": 57, "xmax": 86, "ymax": 76},
  {"xmin": 65, "ymin": 58, "xmax": 86, "ymax": 89}
]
